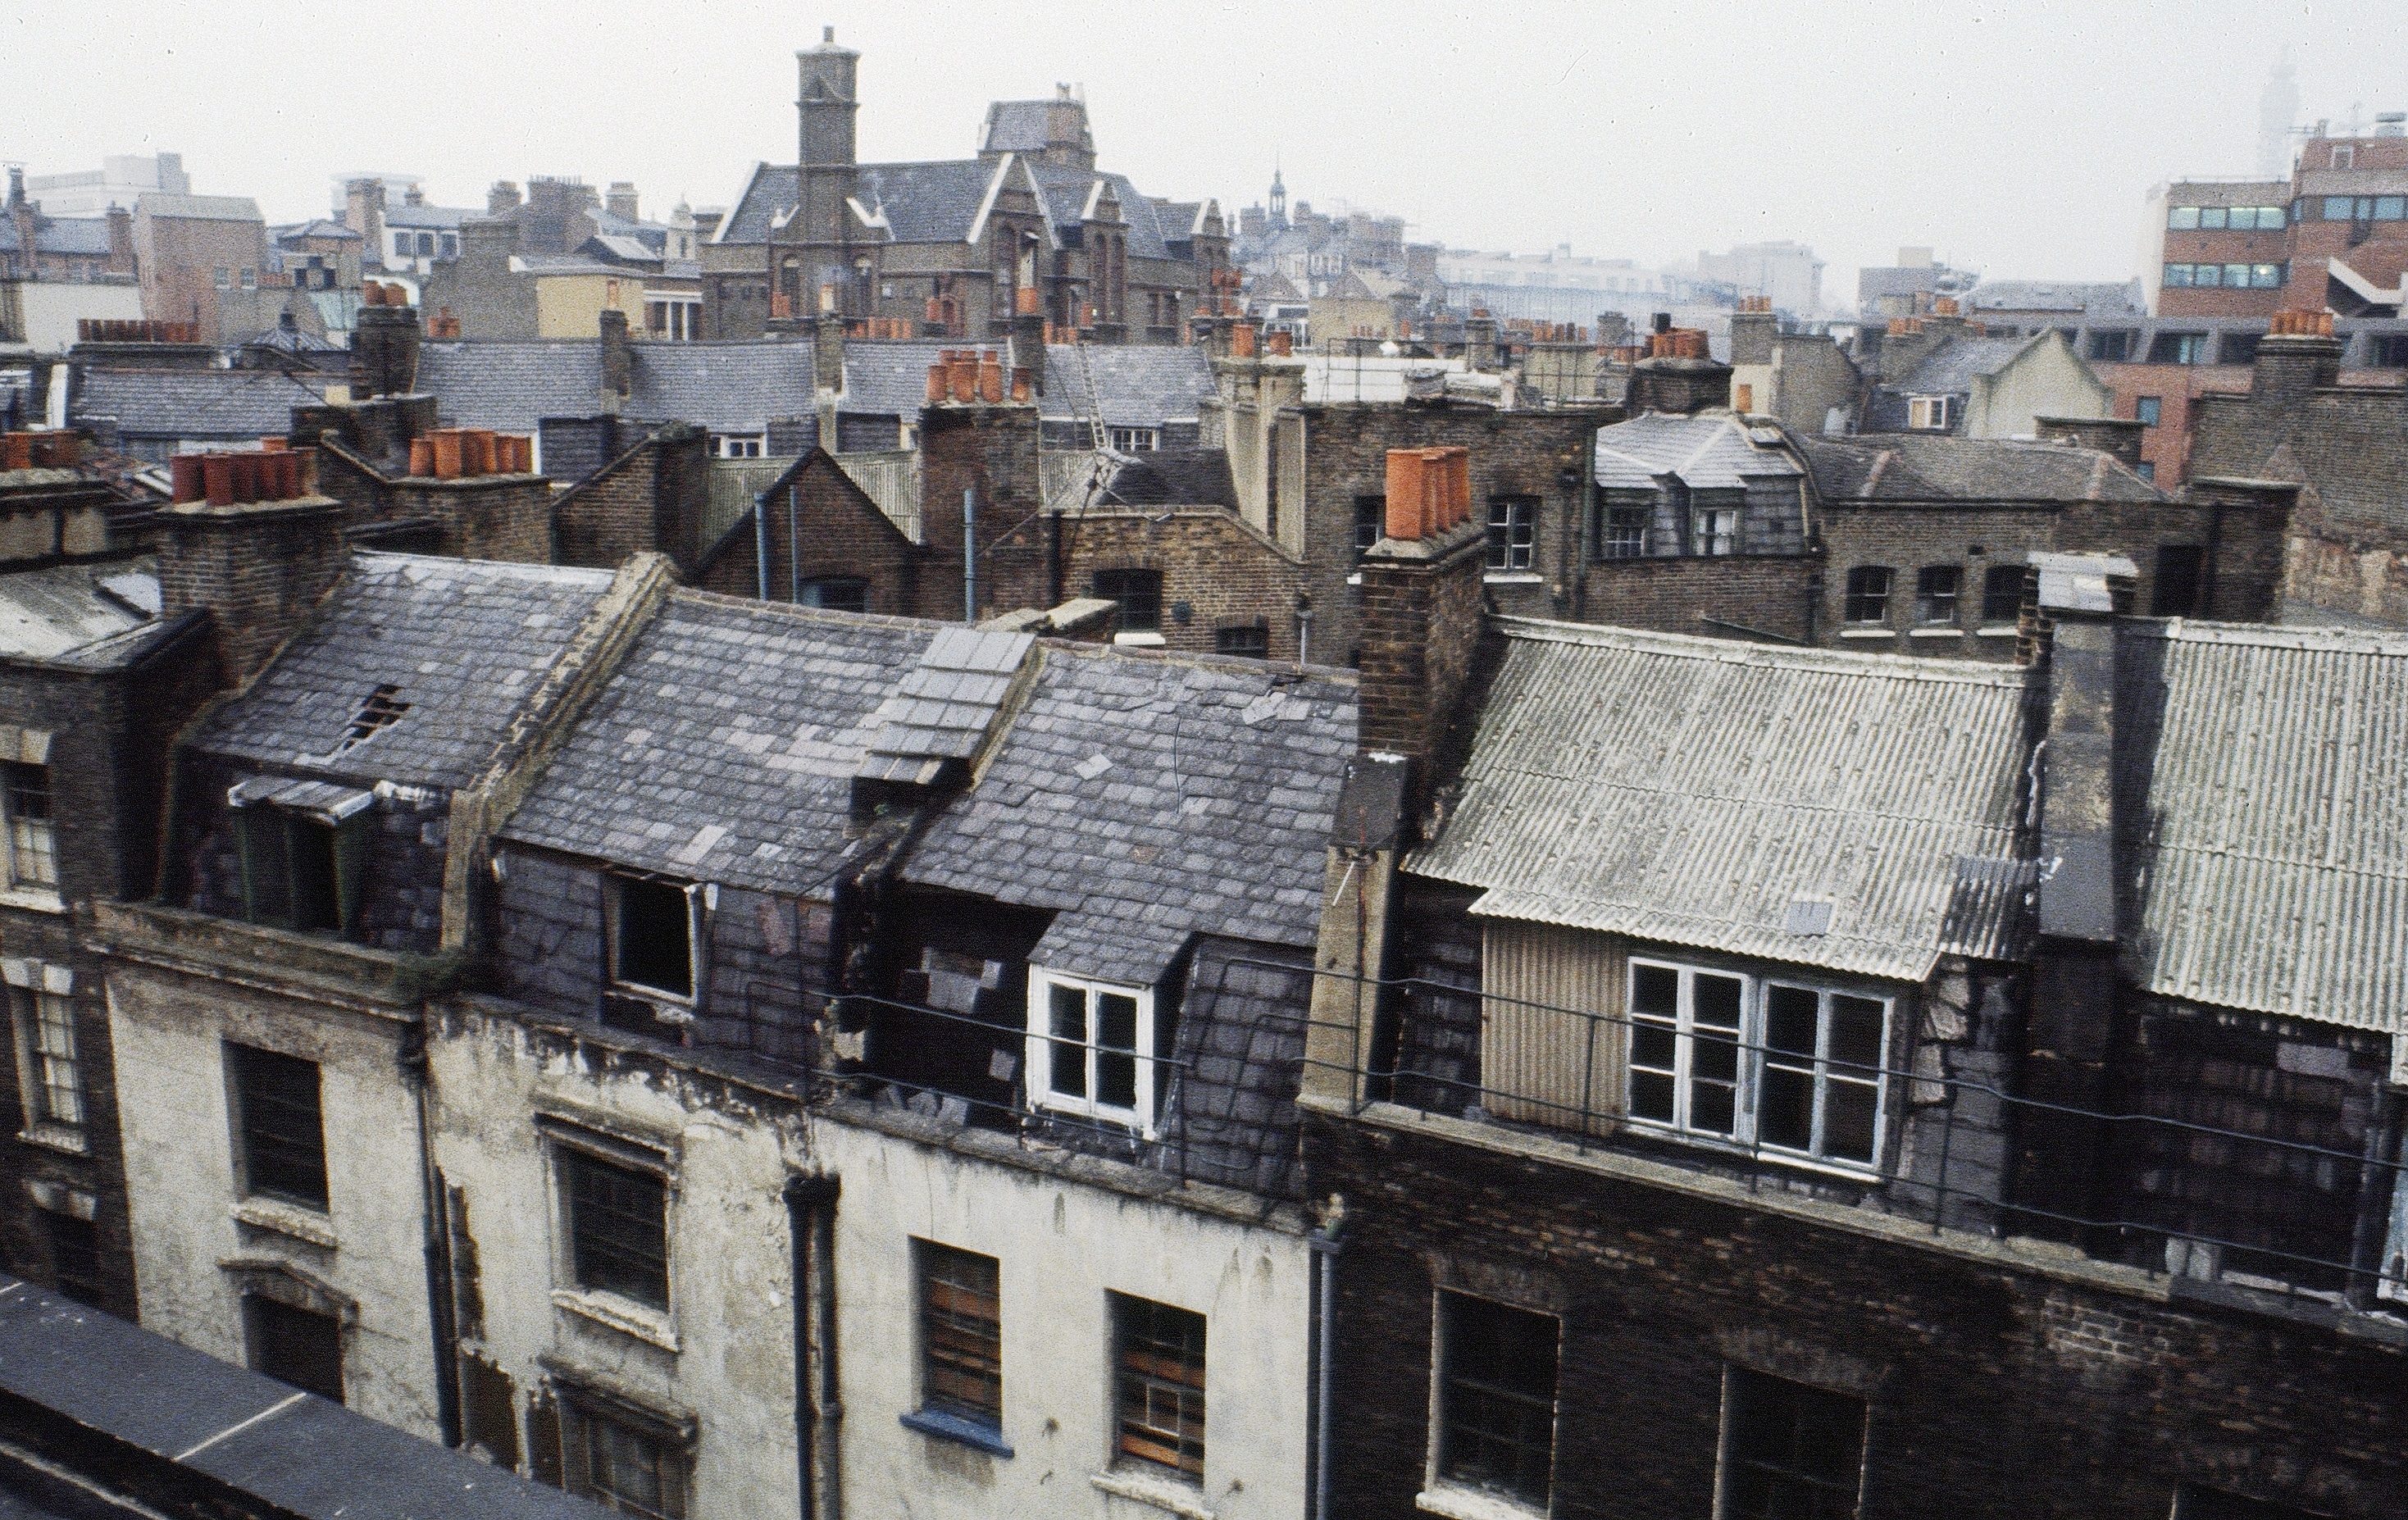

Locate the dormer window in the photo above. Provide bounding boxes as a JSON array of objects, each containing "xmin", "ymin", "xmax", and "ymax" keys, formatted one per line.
[
  {"xmin": 229, "ymin": 780, "xmax": 373, "ymax": 937},
  {"xmin": 608, "ymin": 872, "xmax": 700, "ymax": 1004},
  {"xmin": 1027, "ymin": 969, "xmax": 1159, "ymax": 1134},
  {"xmin": 1905, "ymin": 394, "xmax": 1958, "ymax": 430}
]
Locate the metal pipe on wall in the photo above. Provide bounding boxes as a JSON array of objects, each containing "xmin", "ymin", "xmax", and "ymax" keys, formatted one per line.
[
  {"xmin": 785, "ymin": 1173, "xmax": 843, "ymax": 1520},
  {"xmin": 1307, "ymin": 1208, "xmax": 1344, "ymax": 1520},
  {"xmin": 963, "ymin": 487, "xmax": 977, "ymax": 622}
]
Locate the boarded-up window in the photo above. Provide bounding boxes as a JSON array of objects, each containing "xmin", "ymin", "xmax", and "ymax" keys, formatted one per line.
[
  {"xmin": 1479, "ymin": 921, "xmax": 1624, "ymax": 1135},
  {"xmin": 917, "ymin": 1240, "xmax": 1002, "ymax": 1427},
  {"xmin": 1112, "ymin": 1294, "xmax": 1205, "ymax": 1479}
]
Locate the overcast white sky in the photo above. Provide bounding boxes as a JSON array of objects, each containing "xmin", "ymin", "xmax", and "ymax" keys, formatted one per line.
[{"xmin": 2, "ymin": 0, "xmax": 2397, "ymax": 301}]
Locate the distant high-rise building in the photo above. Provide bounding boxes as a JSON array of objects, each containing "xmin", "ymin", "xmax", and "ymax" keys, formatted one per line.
[
  {"xmin": 2257, "ymin": 56, "xmax": 2300, "ymax": 179},
  {"xmin": 24, "ymin": 152, "xmax": 189, "ymax": 217}
]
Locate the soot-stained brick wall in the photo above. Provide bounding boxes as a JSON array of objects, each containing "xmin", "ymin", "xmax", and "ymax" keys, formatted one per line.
[
  {"xmin": 1302, "ymin": 1112, "xmax": 2408, "ymax": 1520},
  {"xmin": 695, "ymin": 452, "xmax": 926, "ymax": 616},
  {"xmin": 1057, "ymin": 508, "xmax": 1311, "ymax": 658}
]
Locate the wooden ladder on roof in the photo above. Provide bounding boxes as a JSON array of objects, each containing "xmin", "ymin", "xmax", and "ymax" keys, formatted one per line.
[{"xmin": 1073, "ymin": 339, "xmax": 1108, "ymax": 452}]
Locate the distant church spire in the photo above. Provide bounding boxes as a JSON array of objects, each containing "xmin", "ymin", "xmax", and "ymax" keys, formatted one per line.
[{"xmin": 1268, "ymin": 161, "xmax": 1287, "ymax": 230}]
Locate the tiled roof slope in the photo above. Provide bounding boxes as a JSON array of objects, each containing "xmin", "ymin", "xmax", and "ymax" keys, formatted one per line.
[
  {"xmin": 413, "ymin": 340, "xmax": 816, "ymax": 434},
  {"xmin": 1967, "ymin": 280, "xmax": 2145, "ymax": 318},
  {"xmin": 903, "ymin": 644, "xmax": 1357, "ymax": 983},
  {"xmin": 1029, "ymin": 168, "xmax": 1175, "ymax": 261},
  {"xmin": 2117, "ymin": 620, "xmax": 2408, "ymax": 1031},
  {"xmin": 1040, "ymin": 344, "xmax": 1215, "ymax": 427},
  {"xmin": 72, "ymin": 368, "xmax": 327, "ymax": 441},
  {"xmin": 1793, "ymin": 434, "xmax": 2163, "ymax": 503},
  {"xmin": 1894, "ymin": 334, "xmax": 2034, "ymax": 395},
  {"xmin": 853, "ymin": 160, "xmax": 999, "ymax": 243},
  {"xmin": 1408, "ymin": 619, "xmax": 2035, "ymax": 983},
  {"xmin": 192, "ymin": 554, "xmax": 618, "ymax": 791},
  {"xmin": 1593, "ymin": 412, "xmax": 1799, "ymax": 490},
  {"xmin": 501, "ymin": 594, "xmax": 935, "ymax": 895},
  {"xmin": 841, "ymin": 340, "xmax": 955, "ymax": 417},
  {"xmin": 1163, "ymin": 938, "xmax": 1313, "ymax": 1196},
  {"xmin": 0, "ymin": 557, "xmax": 176, "ymax": 667},
  {"xmin": 0, "ymin": 216, "xmax": 113, "ymax": 256}
]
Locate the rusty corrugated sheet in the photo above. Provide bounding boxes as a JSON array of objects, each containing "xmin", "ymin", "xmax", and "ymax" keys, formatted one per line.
[
  {"xmin": 1409, "ymin": 620, "xmax": 2034, "ymax": 985},
  {"xmin": 2121, "ymin": 621, "xmax": 2408, "ymax": 1032}
]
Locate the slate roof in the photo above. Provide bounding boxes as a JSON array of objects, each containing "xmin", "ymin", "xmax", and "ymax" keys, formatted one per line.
[
  {"xmin": 981, "ymin": 100, "xmax": 1068, "ymax": 154},
  {"xmin": 0, "ymin": 216, "xmax": 113, "ymax": 256},
  {"xmin": 1030, "ymin": 167, "xmax": 1175, "ymax": 261},
  {"xmin": 1040, "ymin": 344, "xmax": 1215, "ymax": 428},
  {"xmin": 502, "ymin": 594, "xmax": 936, "ymax": 895},
  {"xmin": 413, "ymin": 340, "xmax": 817, "ymax": 434},
  {"xmin": 1893, "ymin": 334, "xmax": 2034, "ymax": 395},
  {"xmin": 857, "ymin": 626, "xmax": 1034, "ymax": 786},
  {"xmin": 1967, "ymin": 280, "xmax": 2145, "ymax": 319},
  {"xmin": 2117, "ymin": 620, "xmax": 2408, "ymax": 1032},
  {"xmin": 1793, "ymin": 433, "xmax": 2163, "ymax": 503},
  {"xmin": 1593, "ymin": 412, "xmax": 1800, "ymax": 489},
  {"xmin": 383, "ymin": 202, "xmax": 471, "ymax": 230},
  {"xmin": 191, "ymin": 553, "xmax": 618, "ymax": 791},
  {"xmin": 0, "ymin": 557, "xmax": 184, "ymax": 669},
  {"xmin": 714, "ymin": 165, "xmax": 799, "ymax": 244},
  {"xmin": 71, "ymin": 367, "xmax": 328, "ymax": 442},
  {"xmin": 1162, "ymin": 938, "xmax": 1313, "ymax": 1196},
  {"xmin": 0, "ymin": 1275, "xmax": 603, "ymax": 1520},
  {"xmin": 840, "ymin": 340, "xmax": 955, "ymax": 417},
  {"xmin": 241, "ymin": 322, "xmax": 344, "ymax": 355},
  {"xmin": 902, "ymin": 644, "xmax": 1356, "ymax": 984},
  {"xmin": 134, "ymin": 193, "xmax": 262, "ymax": 223},
  {"xmin": 1407, "ymin": 619, "xmax": 2036, "ymax": 984},
  {"xmin": 1099, "ymin": 448, "xmax": 1237, "ymax": 507},
  {"xmin": 853, "ymin": 160, "xmax": 1004, "ymax": 244}
]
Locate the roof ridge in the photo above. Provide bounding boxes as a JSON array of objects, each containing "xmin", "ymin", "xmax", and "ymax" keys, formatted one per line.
[{"xmin": 1491, "ymin": 615, "xmax": 2032, "ymax": 684}]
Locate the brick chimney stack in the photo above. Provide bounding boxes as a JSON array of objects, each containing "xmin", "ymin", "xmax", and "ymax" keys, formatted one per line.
[
  {"xmin": 159, "ymin": 456, "xmax": 348, "ymax": 687},
  {"xmin": 1355, "ymin": 446, "xmax": 1485, "ymax": 817},
  {"xmin": 349, "ymin": 294, "xmax": 421, "ymax": 399},
  {"xmin": 488, "ymin": 180, "xmax": 523, "ymax": 216},
  {"xmin": 599, "ymin": 308, "xmax": 632, "ymax": 413},
  {"xmin": 2249, "ymin": 311, "xmax": 2344, "ymax": 411},
  {"xmin": 606, "ymin": 182, "xmax": 640, "ymax": 222}
]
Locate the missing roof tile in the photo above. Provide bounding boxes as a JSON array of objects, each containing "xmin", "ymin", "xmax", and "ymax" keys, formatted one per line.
[{"xmin": 334, "ymin": 685, "xmax": 410, "ymax": 754}]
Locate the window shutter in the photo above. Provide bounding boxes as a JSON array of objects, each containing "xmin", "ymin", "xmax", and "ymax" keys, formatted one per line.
[{"xmin": 330, "ymin": 815, "xmax": 371, "ymax": 936}]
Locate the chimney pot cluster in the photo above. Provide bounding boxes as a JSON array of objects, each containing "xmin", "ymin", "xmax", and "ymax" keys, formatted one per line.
[
  {"xmin": 361, "ymin": 281, "xmax": 413, "ymax": 308},
  {"xmin": 853, "ymin": 317, "xmax": 914, "ymax": 339},
  {"xmin": 1737, "ymin": 296, "xmax": 1773, "ymax": 314},
  {"xmin": 407, "ymin": 429, "xmax": 532, "ymax": 479},
  {"xmin": 171, "ymin": 440, "xmax": 305, "ymax": 506},
  {"xmin": 76, "ymin": 319, "xmax": 198, "ymax": 344},
  {"xmin": 1383, "ymin": 446, "xmax": 1472, "ymax": 543},
  {"xmin": 1, "ymin": 431, "xmax": 80, "ymax": 471},
  {"xmin": 1646, "ymin": 327, "xmax": 1709, "ymax": 360},
  {"xmin": 1933, "ymin": 296, "xmax": 1960, "ymax": 316},
  {"xmin": 2269, "ymin": 308, "xmax": 2336, "ymax": 336},
  {"xmin": 922, "ymin": 350, "xmax": 1026, "ymax": 406}
]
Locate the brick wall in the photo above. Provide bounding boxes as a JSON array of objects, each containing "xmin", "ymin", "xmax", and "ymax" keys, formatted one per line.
[
  {"xmin": 695, "ymin": 451, "xmax": 926, "ymax": 616},
  {"xmin": 1302, "ymin": 1111, "xmax": 2408, "ymax": 1520},
  {"xmin": 1578, "ymin": 554, "xmax": 1819, "ymax": 643},
  {"xmin": 1357, "ymin": 521, "xmax": 1486, "ymax": 797},
  {"xmin": 917, "ymin": 403, "xmax": 1045, "ymax": 621},
  {"xmin": 158, "ymin": 498, "xmax": 348, "ymax": 685},
  {"xmin": 553, "ymin": 427, "xmax": 709, "ymax": 575},
  {"xmin": 1057, "ymin": 508, "xmax": 1310, "ymax": 658},
  {"xmin": 388, "ymin": 477, "xmax": 553, "ymax": 564}
]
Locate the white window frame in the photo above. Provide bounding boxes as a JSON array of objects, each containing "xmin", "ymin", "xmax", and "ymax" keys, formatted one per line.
[
  {"xmin": 603, "ymin": 872, "xmax": 704, "ymax": 1008},
  {"xmin": 1624, "ymin": 958, "xmax": 1893, "ymax": 1176},
  {"xmin": 1906, "ymin": 394, "xmax": 1957, "ymax": 430},
  {"xmin": 712, "ymin": 434, "xmax": 766, "ymax": 459},
  {"xmin": 1691, "ymin": 507, "xmax": 1739, "ymax": 557},
  {"xmin": 1107, "ymin": 426, "xmax": 1159, "ymax": 453},
  {"xmin": 6, "ymin": 963, "xmax": 82, "ymax": 1146},
  {"xmin": 2, "ymin": 753, "xmax": 57, "ymax": 896},
  {"xmin": 1026, "ymin": 968, "xmax": 1158, "ymax": 1135}
]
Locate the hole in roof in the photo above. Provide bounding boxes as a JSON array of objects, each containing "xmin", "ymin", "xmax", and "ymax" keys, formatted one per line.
[{"xmin": 335, "ymin": 685, "xmax": 410, "ymax": 753}]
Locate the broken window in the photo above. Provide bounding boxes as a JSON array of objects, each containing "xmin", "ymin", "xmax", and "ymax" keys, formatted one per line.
[
  {"xmin": 43, "ymin": 1211, "xmax": 102, "ymax": 1307},
  {"xmin": 244, "ymin": 1293, "xmax": 344, "ymax": 1403},
  {"xmin": 1436, "ymin": 1291, "xmax": 1558, "ymax": 1508},
  {"xmin": 11, "ymin": 985, "xmax": 80, "ymax": 1128},
  {"xmin": 1843, "ymin": 567, "xmax": 1892, "ymax": 626},
  {"xmin": 1627, "ymin": 961, "xmax": 1891, "ymax": 1170},
  {"xmin": 1113, "ymin": 1294, "xmax": 1206, "ymax": 1481},
  {"xmin": 608, "ymin": 873, "xmax": 697, "ymax": 1002},
  {"xmin": 229, "ymin": 1043, "xmax": 329, "ymax": 1210},
  {"xmin": 1486, "ymin": 497, "xmax": 1537, "ymax": 571},
  {"xmin": 234, "ymin": 800, "xmax": 366, "ymax": 937},
  {"xmin": 1718, "ymin": 1368, "xmax": 1864, "ymax": 1520},
  {"xmin": 558, "ymin": 1146, "xmax": 669, "ymax": 1310},
  {"xmin": 1914, "ymin": 565, "xmax": 1961, "ymax": 626},
  {"xmin": 1093, "ymin": 568, "xmax": 1163, "ymax": 635},
  {"xmin": 1353, "ymin": 495, "xmax": 1386, "ymax": 560},
  {"xmin": 1029, "ymin": 970, "xmax": 1158, "ymax": 1131},
  {"xmin": 917, "ymin": 1240, "xmax": 1003, "ymax": 1428},
  {"xmin": 1980, "ymin": 565, "xmax": 2028, "ymax": 626},
  {"xmin": 3, "ymin": 761, "xmax": 56, "ymax": 890},
  {"xmin": 575, "ymin": 1407, "xmax": 689, "ymax": 1520}
]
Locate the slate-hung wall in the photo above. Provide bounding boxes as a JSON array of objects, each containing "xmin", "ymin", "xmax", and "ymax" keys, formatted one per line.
[{"xmin": 1302, "ymin": 1114, "xmax": 2408, "ymax": 1520}]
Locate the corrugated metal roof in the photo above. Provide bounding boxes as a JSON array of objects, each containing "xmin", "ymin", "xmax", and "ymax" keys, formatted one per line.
[
  {"xmin": 2119, "ymin": 620, "xmax": 2408, "ymax": 1031},
  {"xmin": 0, "ymin": 558, "xmax": 158, "ymax": 663},
  {"xmin": 1408, "ymin": 620, "xmax": 2035, "ymax": 983}
]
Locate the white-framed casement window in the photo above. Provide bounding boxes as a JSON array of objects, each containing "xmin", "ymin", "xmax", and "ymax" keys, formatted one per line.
[
  {"xmin": 1026, "ymin": 969, "xmax": 1158, "ymax": 1134},
  {"xmin": 1106, "ymin": 426, "xmax": 1159, "ymax": 453},
  {"xmin": 1691, "ymin": 507, "xmax": 1739, "ymax": 557},
  {"xmin": 1626, "ymin": 958, "xmax": 1891, "ymax": 1172},
  {"xmin": 1905, "ymin": 394, "xmax": 1958, "ymax": 431}
]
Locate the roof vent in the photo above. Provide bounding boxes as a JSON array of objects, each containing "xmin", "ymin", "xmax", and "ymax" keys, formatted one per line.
[{"xmin": 1783, "ymin": 899, "xmax": 1833, "ymax": 936}]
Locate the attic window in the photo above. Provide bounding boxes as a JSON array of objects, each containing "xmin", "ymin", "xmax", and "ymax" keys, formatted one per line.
[{"xmin": 336, "ymin": 685, "xmax": 410, "ymax": 753}]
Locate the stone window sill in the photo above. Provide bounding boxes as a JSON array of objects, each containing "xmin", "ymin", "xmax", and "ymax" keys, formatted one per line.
[
  {"xmin": 553, "ymin": 1287, "xmax": 679, "ymax": 1352},
  {"xmin": 1482, "ymin": 571, "xmax": 1544, "ymax": 585},
  {"xmin": 1908, "ymin": 626, "xmax": 1964, "ymax": 639},
  {"xmin": 0, "ymin": 887, "xmax": 66, "ymax": 916},
  {"xmin": 1974, "ymin": 624, "xmax": 2019, "ymax": 639},
  {"xmin": 1837, "ymin": 627, "xmax": 1897, "ymax": 639},
  {"xmin": 16, "ymin": 1123, "xmax": 86, "ymax": 1158},
  {"xmin": 1091, "ymin": 1468, "xmax": 1213, "ymax": 1519},
  {"xmin": 232, "ymin": 1195, "xmax": 336, "ymax": 1249},
  {"xmin": 1417, "ymin": 1481, "xmax": 1548, "ymax": 1520},
  {"xmin": 1112, "ymin": 631, "xmax": 1168, "ymax": 649},
  {"xmin": 900, "ymin": 1406, "xmax": 1013, "ymax": 1457}
]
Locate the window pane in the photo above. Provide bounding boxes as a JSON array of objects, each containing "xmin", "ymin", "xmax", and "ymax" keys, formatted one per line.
[
  {"xmin": 1631, "ymin": 964, "xmax": 1678, "ymax": 1017},
  {"xmin": 1095, "ymin": 991, "xmax": 1139, "ymax": 1110},
  {"xmin": 1827, "ymin": 996, "xmax": 1885, "ymax": 1072},
  {"xmin": 245, "ymin": 1294, "xmax": 344, "ymax": 1403},
  {"xmin": 2379, "ymin": 197, "xmax": 2406, "ymax": 221},
  {"xmin": 2136, "ymin": 396, "xmax": 2161, "ymax": 426},
  {"xmin": 2324, "ymin": 197, "xmax": 2354, "ymax": 221},
  {"xmin": 2167, "ymin": 206, "xmax": 2199, "ymax": 230},
  {"xmin": 1759, "ymin": 1066, "xmax": 1815, "ymax": 1151},
  {"xmin": 2197, "ymin": 207, "xmax": 2226, "ymax": 229},
  {"xmin": 614, "ymin": 877, "xmax": 693, "ymax": 998},
  {"xmin": 800, "ymin": 578, "xmax": 868, "ymax": 612},
  {"xmin": 30, "ymin": 990, "xmax": 80, "ymax": 1126},
  {"xmin": 585, "ymin": 1412, "xmax": 685, "ymax": 1520},
  {"xmin": 4, "ymin": 763, "xmax": 55, "ymax": 889},
  {"xmin": 1353, "ymin": 496, "xmax": 1385, "ymax": 556},
  {"xmin": 562, "ymin": 1149, "xmax": 669, "ymax": 1309},
  {"xmin": 1692, "ymin": 973, "xmax": 1742, "ymax": 1031},
  {"xmin": 1980, "ymin": 564, "xmax": 2025, "ymax": 624},
  {"xmin": 1844, "ymin": 567, "xmax": 1891, "ymax": 624},
  {"xmin": 45, "ymin": 1212, "xmax": 104, "ymax": 1307},
  {"xmin": 1764, "ymin": 985, "xmax": 1819, "ymax": 1058},
  {"xmin": 1048, "ymin": 984, "xmax": 1087, "ymax": 1098},
  {"xmin": 1114, "ymin": 1295, "xmax": 1206, "ymax": 1477},
  {"xmin": 1914, "ymin": 565, "xmax": 1960, "ymax": 624},
  {"xmin": 1823, "ymin": 1078, "xmax": 1879, "ymax": 1164},
  {"xmin": 1629, "ymin": 1070, "xmax": 1675, "ymax": 1122},
  {"xmin": 2162, "ymin": 264, "xmax": 2192, "ymax": 288},
  {"xmin": 920, "ymin": 1242, "xmax": 1002, "ymax": 1422},
  {"xmin": 232, "ymin": 1044, "xmax": 328, "ymax": 1209},
  {"xmin": 1440, "ymin": 1293, "xmax": 1557, "ymax": 1506},
  {"xmin": 289, "ymin": 819, "xmax": 341, "ymax": 932}
]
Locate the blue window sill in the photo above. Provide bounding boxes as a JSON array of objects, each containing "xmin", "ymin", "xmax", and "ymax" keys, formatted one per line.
[{"xmin": 900, "ymin": 1407, "xmax": 1014, "ymax": 1457}]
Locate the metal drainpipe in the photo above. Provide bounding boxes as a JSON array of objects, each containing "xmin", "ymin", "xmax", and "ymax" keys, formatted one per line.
[
  {"xmin": 785, "ymin": 1174, "xmax": 843, "ymax": 1520},
  {"xmin": 963, "ymin": 487, "xmax": 977, "ymax": 622},
  {"xmin": 1306, "ymin": 1217, "xmax": 1343, "ymax": 1520},
  {"xmin": 790, "ymin": 483, "xmax": 803, "ymax": 606},
  {"xmin": 754, "ymin": 492, "xmax": 772, "ymax": 603},
  {"xmin": 405, "ymin": 1031, "xmax": 463, "ymax": 1449}
]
